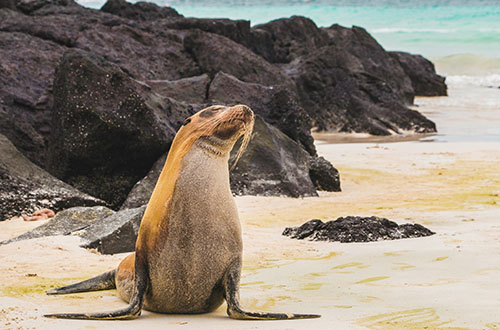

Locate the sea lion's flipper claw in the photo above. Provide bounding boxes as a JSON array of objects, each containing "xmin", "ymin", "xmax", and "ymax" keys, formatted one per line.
[
  {"xmin": 223, "ymin": 259, "xmax": 321, "ymax": 320},
  {"xmin": 46, "ymin": 270, "xmax": 116, "ymax": 295},
  {"xmin": 44, "ymin": 256, "xmax": 148, "ymax": 320}
]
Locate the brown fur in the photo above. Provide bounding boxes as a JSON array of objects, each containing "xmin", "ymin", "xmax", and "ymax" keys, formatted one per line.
[{"xmin": 115, "ymin": 104, "xmax": 254, "ymax": 312}]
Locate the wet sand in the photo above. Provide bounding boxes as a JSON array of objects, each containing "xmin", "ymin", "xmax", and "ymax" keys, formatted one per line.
[{"xmin": 1, "ymin": 85, "xmax": 499, "ymax": 329}]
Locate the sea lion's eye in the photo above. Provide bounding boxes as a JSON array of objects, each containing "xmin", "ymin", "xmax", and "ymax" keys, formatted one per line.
[
  {"xmin": 199, "ymin": 107, "xmax": 222, "ymax": 118},
  {"xmin": 184, "ymin": 118, "xmax": 191, "ymax": 125}
]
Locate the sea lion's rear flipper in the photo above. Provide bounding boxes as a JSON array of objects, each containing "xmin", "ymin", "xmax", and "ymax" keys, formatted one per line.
[
  {"xmin": 46, "ymin": 270, "xmax": 116, "ymax": 295},
  {"xmin": 44, "ymin": 256, "xmax": 148, "ymax": 320},
  {"xmin": 223, "ymin": 259, "xmax": 321, "ymax": 320}
]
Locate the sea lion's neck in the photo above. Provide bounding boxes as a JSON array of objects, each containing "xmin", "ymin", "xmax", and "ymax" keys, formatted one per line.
[
  {"xmin": 196, "ymin": 136, "xmax": 234, "ymax": 158},
  {"xmin": 178, "ymin": 140, "xmax": 231, "ymax": 190}
]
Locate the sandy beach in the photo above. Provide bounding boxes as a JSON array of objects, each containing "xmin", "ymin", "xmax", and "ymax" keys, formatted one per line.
[{"xmin": 1, "ymin": 82, "xmax": 499, "ymax": 330}]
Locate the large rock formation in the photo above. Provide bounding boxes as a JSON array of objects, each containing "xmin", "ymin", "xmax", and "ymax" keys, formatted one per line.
[
  {"xmin": 184, "ymin": 29, "xmax": 295, "ymax": 91},
  {"xmin": 0, "ymin": 28, "xmax": 64, "ymax": 166},
  {"xmin": 309, "ymin": 156, "xmax": 341, "ymax": 192},
  {"xmin": 0, "ymin": 134, "xmax": 107, "ymax": 221},
  {"xmin": 101, "ymin": 0, "xmax": 181, "ymax": 21},
  {"xmin": 0, "ymin": 205, "xmax": 145, "ymax": 254},
  {"xmin": 120, "ymin": 153, "xmax": 166, "ymax": 210},
  {"xmin": 145, "ymin": 74, "xmax": 210, "ymax": 105},
  {"xmin": 230, "ymin": 116, "xmax": 317, "ymax": 197},
  {"xmin": 208, "ymin": 71, "xmax": 316, "ymax": 155},
  {"xmin": 389, "ymin": 51, "xmax": 448, "ymax": 96},
  {"xmin": 46, "ymin": 49, "xmax": 195, "ymax": 208},
  {"xmin": 252, "ymin": 15, "xmax": 331, "ymax": 63},
  {"xmin": 0, "ymin": 206, "xmax": 113, "ymax": 242},
  {"xmin": 0, "ymin": 0, "xmax": 447, "ymax": 209}
]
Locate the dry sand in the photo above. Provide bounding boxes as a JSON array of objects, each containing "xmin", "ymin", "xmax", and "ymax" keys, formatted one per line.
[{"xmin": 1, "ymin": 85, "xmax": 499, "ymax": 329}]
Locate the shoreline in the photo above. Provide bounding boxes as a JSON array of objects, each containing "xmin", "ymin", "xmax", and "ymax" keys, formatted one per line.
[{"xmin": 312, "ymin": 132, "xmax": 436, "ymax": 144}]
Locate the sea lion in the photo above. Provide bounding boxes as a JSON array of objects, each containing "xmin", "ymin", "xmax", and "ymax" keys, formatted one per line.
[
  {"xmin": 23, "ymin": 208, "xmax": 55, "ymax": 221},
  {"xmin": 44, "ymin": 104, "xmax": 320, "ymax": 320}
]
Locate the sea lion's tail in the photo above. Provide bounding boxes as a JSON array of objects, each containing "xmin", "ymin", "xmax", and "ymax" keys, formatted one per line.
[{"xmin": 46, "ymin": 269, "xmax": 116, "ymax": 295}]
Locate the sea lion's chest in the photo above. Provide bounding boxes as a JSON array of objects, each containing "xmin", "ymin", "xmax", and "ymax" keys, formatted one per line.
[{"xmin": 145, "ymin": 144, "xmax": 242, "ymax": 313}]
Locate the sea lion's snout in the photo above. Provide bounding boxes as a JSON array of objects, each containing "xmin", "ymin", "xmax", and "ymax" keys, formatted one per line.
[
  {"xmin": 211, "ymin": 105, "xmax": 254, "ymax": 141},
  {"xmin": 229, "ymin": 104, "xmax": 254, "ymax": 123}
]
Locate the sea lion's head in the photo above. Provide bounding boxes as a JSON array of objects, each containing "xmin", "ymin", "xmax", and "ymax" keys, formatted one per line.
[{"xmin": 178, "ymin": 104, "xmax": 254, "ymax": 165}]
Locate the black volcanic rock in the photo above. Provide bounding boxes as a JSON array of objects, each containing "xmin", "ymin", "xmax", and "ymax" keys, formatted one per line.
[
  {"xmin": 324, "ymin": 24, "xmax": 415, "ymax": 105},
  {"xmin": 230, "ymin": 116, "xmax": 317, "ymax": 198},
  {"xmin": 254, "ymin": 16, "xmax": 330, "ymax": 63},
  {"xmin": 208, "ymin": 71, "xmax": 316, "ymax": 155},
  {"xmin": 184, "ymin": 29, "xmax": 295, "ymax": 90},
  {"xmin": 46, "ymin": 49, "xmax": 195, "ymax": 208},
  {"xmin": 0, "ymin": 206, "xmax": 113, "ymax": 242},
  {"xmin": 0, "ymin": 204, "xmax": 146, "ymax": 254},
  {"xmin": 15, "ymin": 0, "xmax": 76, "ymax": 14},
  {"xmin": 120, "ymin": 153, "xmax": 166, "ymax": 210},
  {"xmin": 161, "ymin": 17, "xmax": 251, "ymax": 43},
  {"xmin": 79, "ymin": 205, "xmax": 145, "ymax": 254},
  {"xmin": 287, "ymin": 41, "xmax": 436, "ymax": 134},
  {"xmin": 0, "ymin": 28, "xmax": 65, "ymax": 166},
  {"xmin": 0, "ymin": 4, "xmax": 196, "ymax": 165},
  {"xmin": 389, "ymin": 51, "xmax": 448, "ymax": 96},
  {"xmin": 283, "ymin": 216, "xmax": 435, "ymax": 242},
  {"xmin": 146, "ymin": 74, "xmax": 210, "ymax": 104},
  {"xmin": 309, "ymin": 156, "xmax": 341, "ymax": 192},
  {"xmin": 0, "ymin": 134, "xmax": 107, "ymax": 221},
  {"xmin": 101, "ymin": 0, "xmax": 181, "ymax": 21},
  {"xmin": 0, "ymin": 0, "xmax": 17, "ymax": 10}
]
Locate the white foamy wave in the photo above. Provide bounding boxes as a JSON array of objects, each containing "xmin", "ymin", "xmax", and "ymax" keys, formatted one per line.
[
  {"xmin": 446, "ymin": 74, "xmax": 500, "ymax": 87},
  {"xmin": 372, "ymin": 27, "xmax": 455, "ymax": 34}
]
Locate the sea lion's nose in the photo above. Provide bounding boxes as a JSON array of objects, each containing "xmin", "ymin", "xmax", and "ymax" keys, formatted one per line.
[{"xmin": 233, "ymin": 104, "xmax": 254, "ymax": 118}]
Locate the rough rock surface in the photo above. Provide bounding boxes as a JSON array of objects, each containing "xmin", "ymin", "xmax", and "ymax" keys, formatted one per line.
[
  {"xmin": 283, "ymin": 216, "xmax": 435, "ymax": 242},
  {"xmin": 309, "ymin": 156, "xmax": 341, "ymax": 192},
  {"xmin": 1, "ymin": 205, "xmax": 146, "ymax": 254},
  {"xmin": 389, "ymin": 51, "xmax": 448, "ymax": 96},
  {"xmin": 79, "ymin": 205, "xmax": 145, "ymax": 254},
  {"xmin": 0, "ymin": 29, "xmax": 64, "ymax": 166},
  {"xmin": 184, "ymin": 29, "xmax": 295, "ymax": 90},
  {"xmin": 0, "ymin": 2, "xmax": 195, "ymax": 166},
  {"xmin": 120, "ymin": 153, "xmax": 166, "ymax": 210},
  {"xmin": 146, "ymin": 74, "xmax": 210, "ymax": 105},
  {"xmin": 230, "ymin": 116, "xmax": 317, "ymax": 197},
  {"xmin": 253, "ymin": 15, "xmax": 330, "ymax": 63},
  {"xmin": 46, "ymin": 49, "xmax": 195, "ymax": 208},
  {"xmin": 0, "ymin": 134, "xmax": 107, "ymax": 221},
  {"xmin": 0, "ymin": 206, "xmax": 113, "ymax": 243},
  {"xmin": 208, "ymin": 71, "xmax": 316, "ymax": 155},
  {"xmin": 101, "ymin": 0, "xmax": 181, "ymax": 21},
  {"xmin": 283, "ymin": 22, "xmax": 436, "ymax": 135}
]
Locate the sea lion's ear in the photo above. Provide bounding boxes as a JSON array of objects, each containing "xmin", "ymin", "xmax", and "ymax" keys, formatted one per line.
[{"xmin": 183, "ymin": 118, "xmax": 191, "ymax": 126}]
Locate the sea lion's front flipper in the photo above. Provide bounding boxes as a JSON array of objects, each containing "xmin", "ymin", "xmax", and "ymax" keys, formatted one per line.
[
  {"xmin": 44, "ymin": 256, "xmax": 148, "ymax": 320},
  {"xmin": 223, "ymin": 259, "xmax": 321, "ymax": 320}
]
